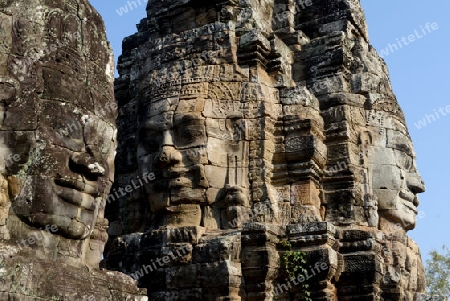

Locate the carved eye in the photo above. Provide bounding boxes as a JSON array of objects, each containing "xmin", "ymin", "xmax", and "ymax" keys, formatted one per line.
[
  {"xmin": 141, "ymin": 137, "xmax": 160, "ymax": 153},
  {"xmin": 176, "ymin": 124, "xmax": 205, "ymax": 147},
  {"xmin": 404, "ymin": 157, "xmax": 412, "ymax": 171},
  {"xmin": 139, "ymin": 129, "xmax": 161, "ymax": 153},
  {"xmin": 395, "ymin": 149, "xmax": 413, "ymax": 172}
]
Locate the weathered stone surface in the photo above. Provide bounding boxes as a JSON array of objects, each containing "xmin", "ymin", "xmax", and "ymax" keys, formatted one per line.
[
  {"xmin": 0, "ymin": 0, "xmax": 145, "ymax": 299},
  {"xmin": 0, "ymin": 0, "xmax": 437, "ymax": 299},
  {"xmin": 104, "ymin": 0, "xmax": 438, "ymax": 300},
  {"xmin": 0, "ymin": 245, "xmax": 146, "ymax": 301}
]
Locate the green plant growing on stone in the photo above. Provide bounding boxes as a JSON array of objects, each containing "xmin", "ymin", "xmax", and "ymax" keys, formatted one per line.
[{"xmin": 279, "ymin": 240, "xmax": 312, "ymax": 301}]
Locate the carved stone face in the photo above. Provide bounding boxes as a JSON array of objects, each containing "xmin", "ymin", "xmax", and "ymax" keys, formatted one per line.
[
  {"xmin": 0, "ymin": 1, "xmax": 115, "ymax": 260},
  {"xmin": 137, "ymin": 91, "xmax": 250, "ymax": 227},
  {"xmin": 9, "ymin": 100, "xmax": 115, "ymax": 239},
  {"xmin": 138, "ymin": 100, "xmax": 208, "ymax": 208},
  {"xmin": 367, "ymin": 112, "xmax": 425, "ymax": 231}
]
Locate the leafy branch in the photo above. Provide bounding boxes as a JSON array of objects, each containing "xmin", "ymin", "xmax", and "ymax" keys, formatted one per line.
[{"xmin": 279, "ymin": 240, "xmax": 312, "ymax": 301}]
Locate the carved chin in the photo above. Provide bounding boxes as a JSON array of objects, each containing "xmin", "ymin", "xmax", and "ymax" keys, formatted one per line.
[
  {"xmin": 11, "ymin": 211, "xmax": 93, "ymax": 240},
  {"xmin": 170, "ymin": 187, "xmax": 206, "ymax": 204},
  {"xmin": 64, "ymin": 219, "xmax": 92, "ymax": 239},
  {"xmin": 382, "ymin": 200, "xmax": 417, "ymax": 231},
  {"xmin": 10, "ymin": 182, "xmax": 97, "ymax": 240}
]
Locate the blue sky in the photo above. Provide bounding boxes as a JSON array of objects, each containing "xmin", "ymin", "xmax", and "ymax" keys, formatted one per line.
[{"xmin": 90, "ymin": 0, "xmax": 450, "ymax": 263}]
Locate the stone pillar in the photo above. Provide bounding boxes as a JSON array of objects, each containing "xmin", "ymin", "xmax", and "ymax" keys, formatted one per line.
[{"xmin": 241, "ymin": 223, "xmax": 282, "ymax": 301}]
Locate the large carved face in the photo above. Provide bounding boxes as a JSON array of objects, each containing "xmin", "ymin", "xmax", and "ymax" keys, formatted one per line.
[
  {"xmin": 138, "ymin": 98, "xmax": 209, "ymax": 209},
  {"xmin": 366, "ymin": 110, "xmax": 425, "ymax": 231},
  {"xmin": 137, "ymin": 86, "xmax": 250, "ymax": 227}
]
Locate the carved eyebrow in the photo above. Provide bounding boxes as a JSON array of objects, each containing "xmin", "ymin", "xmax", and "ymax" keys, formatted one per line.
[
  {"xmin": 393, "ymin": 143, "xmax": 414, "ymax": 157},
  {"xmin": 140, "ymin": 111, "xmax": 174, "ymax": 131},
  {"xmin": 173, "ymin": 114, "xmax": 204, "ymax": 125}
]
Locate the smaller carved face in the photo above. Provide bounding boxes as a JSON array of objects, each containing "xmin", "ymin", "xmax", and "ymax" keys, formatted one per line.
[{"xmin": 369, "ymin": 119, "xmax": 425, "ymax": 230}]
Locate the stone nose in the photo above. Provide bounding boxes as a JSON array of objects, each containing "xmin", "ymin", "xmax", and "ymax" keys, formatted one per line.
[
  {"xmin": 70, "ymin": 153, "xmax": 105, "ymax": 176},
  {"xmin": 155, "ymin": 130, "xmax": 181, "ymax": 165},
  {"xmin": 158, "ymin": 149, "xmax": 169, "ymax": 163},
  {"xmin": 406, "ymin": 172, "xmax": 426, "ymax": 194},
  {"xmin": 157, "ymin": 146, "xmax": 181, "ymax": 165}
]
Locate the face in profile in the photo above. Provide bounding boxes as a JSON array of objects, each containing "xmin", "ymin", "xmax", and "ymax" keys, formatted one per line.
[{"xmin": 367, "ymin": 112, "xmax": 425, "ymax": 231}]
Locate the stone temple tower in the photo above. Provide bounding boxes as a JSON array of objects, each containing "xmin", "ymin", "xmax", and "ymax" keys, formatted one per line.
[{"xmin": 104, "ymin": 0, "xmax": 434, "ymax": 300}]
